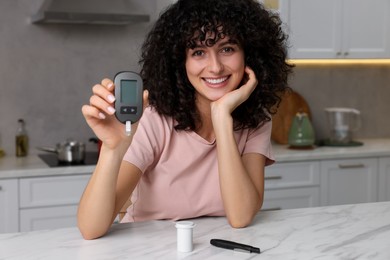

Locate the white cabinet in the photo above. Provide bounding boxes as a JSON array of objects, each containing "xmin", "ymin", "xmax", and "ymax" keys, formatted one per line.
[
  {"xmin": 0, "ymin": 179, "xmax": 18, "ymax": 233},
  {"xmin": 263, "ymin": 187, "xmax": 320, "ymax": 211},
  {"xmin": 341, "ymin": 0, "xmax": 390, "ymax": 59},
  {"xmin": 18, "ymin": 175, "xmax": 90, "ymax": 232},
  {"xmin": 263, "ymin": 161, "xmax": 320, "ymax": 210},
  {"xmin": 20, "ymin": 206, "xmax": 78, "ymax": 232},
  {"xmin": 379, "ymin": 157, "xmax": 390, "ymax": 201},
  {"xmin": 265, "ymin": 156, "xmax": 389, "ymax": 211},
  {"xmin": 280, "ymin": 0, "xmax": 390, "ymax": 59},
  {"xmin": 320, "ymin": 158, "xmax": 378, "ymax": 206}
]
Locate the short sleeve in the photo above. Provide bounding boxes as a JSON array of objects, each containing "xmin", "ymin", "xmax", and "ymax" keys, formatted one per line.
[{"xmin": 243, "ymin": 119, "xmax": 274, "ymax": 166}]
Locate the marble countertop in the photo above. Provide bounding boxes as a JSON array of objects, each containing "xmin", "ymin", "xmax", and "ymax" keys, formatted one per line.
[
  {"xmin": 1, "ymin": 201, "xmax": 389, "ymax": 259},
  {"xmin": 1, "ymin": 138, "xmax": 389, "ymax": 179},
  {"xmin": 0, "ymin": 154, "xmax": 95, "ymax": 179}
]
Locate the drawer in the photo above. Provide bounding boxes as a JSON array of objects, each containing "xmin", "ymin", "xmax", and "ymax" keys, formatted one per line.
[
  {"xmin": 20, "ymin": 205, "xmax": 78, "ymax": 232},
  {"xmin": 20, "ymin": 175, "xmax": 90, "ymax": 208},
  {"xmin": 262, "ymin": 187, "xmax": 320, "ymax": 211},
  {"xmin": 265, "ymin": 161, "xmax": 320, "ymax": 189}
]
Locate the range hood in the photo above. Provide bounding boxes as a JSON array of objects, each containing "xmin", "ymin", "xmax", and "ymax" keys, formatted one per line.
[{"xmin": 31, "ymin": 0, "xmax": 150, "ymax": 25}]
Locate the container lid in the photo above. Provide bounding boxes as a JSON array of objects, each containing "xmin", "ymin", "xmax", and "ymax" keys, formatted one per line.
[
  {"xmin": 324, "ymin": 107, "xmax": 360, "ymax": 114},
  {"xmin": 175, "ymin": 221, "xmax": 196, "ymax": 229}
]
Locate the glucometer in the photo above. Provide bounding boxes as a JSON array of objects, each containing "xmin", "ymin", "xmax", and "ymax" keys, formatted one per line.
[{"xmin": 114, "ymin": 71, "xmax": 143, "ymax": 135}]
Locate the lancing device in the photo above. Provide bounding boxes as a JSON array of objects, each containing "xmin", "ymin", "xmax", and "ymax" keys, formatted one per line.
[
  {"xmin": 114, "ymin": 71, "xmax": 144, "ymax": 136},
  {"xmin": 210, "ymin": 239, "xmax": 260, "ymax": 254}
]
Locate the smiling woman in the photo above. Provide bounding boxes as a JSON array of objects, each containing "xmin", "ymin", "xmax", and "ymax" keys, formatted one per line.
[{"xmin": 78, "ymin": 0, "xmax": 293, "ymax": 240}]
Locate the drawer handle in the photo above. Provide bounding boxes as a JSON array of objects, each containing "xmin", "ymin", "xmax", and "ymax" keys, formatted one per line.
[
  {"xmin": 262, "ymin": 207, "xmax": 282, "ymax": 211},
  {"xmin": 338, "ymin": 164, "xmax": 365, "ymax": 169},
  {"xmin": 0, "ymin": 186, "xmax": 2, "ymax": 191},
  {"xmin": 265, "ymin": 176, "xmax": 282, "ymax": 180}
]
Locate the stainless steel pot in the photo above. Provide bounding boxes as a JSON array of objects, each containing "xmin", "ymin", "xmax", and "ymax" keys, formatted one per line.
[{"xmin": 37, "ymin": 139, "xmax": 86, "ymax": 163}]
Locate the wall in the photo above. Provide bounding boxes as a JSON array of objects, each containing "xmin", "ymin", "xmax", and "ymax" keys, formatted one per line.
[
  {"xmin": 0, "ymin": 1, "xmax": 389, "ymax": 155},
  {"xmin": 290, "ymin": 64, "xmax": 390, "ymax": 141},
  {"xmin": 0, "ymin": 0, "xmax": 159, "ymax": 155}
]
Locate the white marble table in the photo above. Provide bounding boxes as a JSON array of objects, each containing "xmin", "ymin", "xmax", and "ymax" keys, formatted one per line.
[{"xmin": 1, "ymin": 201, "xmax": 390, "ymax": 259}]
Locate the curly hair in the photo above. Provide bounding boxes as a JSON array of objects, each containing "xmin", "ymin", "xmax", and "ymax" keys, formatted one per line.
[{"xmin": 139, "ymin": 0, "xmax": 293, "ymax": 131}]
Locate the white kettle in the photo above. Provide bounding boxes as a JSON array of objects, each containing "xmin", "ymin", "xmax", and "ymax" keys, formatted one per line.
[{"xmin": 324, "ymin": 107, "xmax": 361, "ymax": 144}]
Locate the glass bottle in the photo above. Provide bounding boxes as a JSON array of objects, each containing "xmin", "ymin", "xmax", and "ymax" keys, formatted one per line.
[
  {"xmin": 0, "ymin": 131, "xmax": 4, "ymax": 157},
  {"xmin": 16, "ymin": 119, "xmax": 29, "ymax": 157}
]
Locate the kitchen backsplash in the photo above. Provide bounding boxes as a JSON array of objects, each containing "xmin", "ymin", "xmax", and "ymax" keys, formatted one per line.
[
  {"xmin": 290, "ymin": 64, "xmax": 390, "ymax": 141},
  {"xmin": 1, "ymin": 1, "xmax": 390, "ymax": 155}
]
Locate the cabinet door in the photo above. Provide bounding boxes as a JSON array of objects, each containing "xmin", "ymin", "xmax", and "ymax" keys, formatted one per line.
[
  {"xmin": 280, "ymin": 0, "xmax": 342, "ymax": 58},
  {"xmin": 281, "ymin": 0, "xmax": 390, "ymax": 59},
  {"xmin": 20, "ymin": 175, "xmax": 89, "ymax": 208},
  {"xmin": 263, "ymin": 187, "xmax": 320, "ymax": 210},
  {"xmin": 342, "ymin": 0, "xmax": 390, "ymax": 58},
  {"xmin": 320, "ymin": 158, "xmax": 378, "ymax": 206},
  {"xmin": 379, "ymin": 157, "xmax": 390, "ymax": 201},
  {"xmin": 265, "ymin": 161, "xmax": 320, "ymax": 189},
  {"xmin": 20, "ymin": 205, "xmax": 78, "ymax": 232},
  {"xmin": 0, "ymin": 179, "xmax": 19, "ymax": 233}
]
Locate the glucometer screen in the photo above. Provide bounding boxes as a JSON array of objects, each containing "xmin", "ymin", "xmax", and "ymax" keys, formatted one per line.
[{"xmin": 120, "ymin": 80, "xmax": 138, "ymax": 104}]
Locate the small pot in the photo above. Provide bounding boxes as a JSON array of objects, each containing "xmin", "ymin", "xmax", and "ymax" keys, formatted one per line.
[{"xmin": 37, "ymin": 139, "xmax": 86, "ymax": 163}]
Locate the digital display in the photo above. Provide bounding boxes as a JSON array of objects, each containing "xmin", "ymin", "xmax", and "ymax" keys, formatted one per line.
[{"xmin": 120, "ymin": 80, "xmax": 138, "ymax": 104}]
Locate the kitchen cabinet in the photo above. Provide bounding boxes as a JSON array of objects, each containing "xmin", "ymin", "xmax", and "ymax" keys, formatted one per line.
[
  {"xmin": 379, "ymin": 157, "xmax": 390, "ymax": 201},
  {"xmin": 18, "ymin": 175, "xmax": 89, "ymax": 232},
  {"xmin": 263, "ymin": 187, "xmax": 320, "ymax": 211},
  {"xmin": 20, "ymin": 206, "xmax": 79, "ymax": 232},
  {"xmin": 0, "ymin": 179, "xmax": 18, "ymax": 233},
  {"xmin": 265, "ymin": 156, "xmax": 388, "ymax": 211},
  {"xmin": 263, "ymin": 161, "xmax": 320, "ymax": 210},
  {"xmin": 320, "ymin": 158, "xmax": 378, "ymax": 206},
  {"xmin": 280, "ymin": 0, "xmax": 390, "ymax": 59}
]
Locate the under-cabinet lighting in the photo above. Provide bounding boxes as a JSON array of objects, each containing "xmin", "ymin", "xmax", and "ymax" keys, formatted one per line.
[{"xmin": 288, "ymin": 59, "xmax": 390, "ymax": 65}]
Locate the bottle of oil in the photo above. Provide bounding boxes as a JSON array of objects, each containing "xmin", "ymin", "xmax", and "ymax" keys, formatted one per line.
[{"xmin": 16, "ymin": 119, "xmax": 29, "ymax": 157}]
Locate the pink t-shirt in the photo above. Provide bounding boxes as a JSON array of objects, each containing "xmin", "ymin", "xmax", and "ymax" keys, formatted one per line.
[{"xmin": 121, "ymin": 107, "xmax": 274, "ymax": 223}]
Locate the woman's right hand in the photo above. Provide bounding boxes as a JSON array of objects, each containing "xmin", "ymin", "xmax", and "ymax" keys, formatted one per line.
[{"xmin": 81, "ymin": 78, "xmax": 147, "ymax": 151}]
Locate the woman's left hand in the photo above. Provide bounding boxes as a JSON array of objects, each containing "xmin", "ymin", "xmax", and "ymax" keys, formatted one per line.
[{"xmin": 211, "ymin": 66, "xmax": 258, "ymax": 119}]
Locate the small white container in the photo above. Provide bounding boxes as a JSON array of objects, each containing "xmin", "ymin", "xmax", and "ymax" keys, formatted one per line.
[{"xmin": 175, "ymin": 221, "xmax": 196, "ymax": 253}]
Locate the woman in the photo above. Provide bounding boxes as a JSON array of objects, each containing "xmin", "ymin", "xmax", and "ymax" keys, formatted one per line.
[{"xmin": 78, "ymin": 0, "xmax": 292, "ymax": 240}]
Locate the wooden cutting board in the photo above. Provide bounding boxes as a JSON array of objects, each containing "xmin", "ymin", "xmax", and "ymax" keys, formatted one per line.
[{"xmin": 271, "ymin": 90, "xmax": 312, "ymax": 144}]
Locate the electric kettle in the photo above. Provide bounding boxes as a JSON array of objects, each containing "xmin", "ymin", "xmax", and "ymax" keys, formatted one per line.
[
  {"xmin": 324, "ymin": 107, "xmax": 361, "ymax": 144},
  {"xmin": 288, "ymin": 112, "xmax": 315, "ymax": 148}
]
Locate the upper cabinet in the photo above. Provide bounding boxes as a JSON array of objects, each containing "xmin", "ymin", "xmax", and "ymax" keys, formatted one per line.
[{"xmin": 279, "ymin": 0, "xmax": 390, "ymax": 59}]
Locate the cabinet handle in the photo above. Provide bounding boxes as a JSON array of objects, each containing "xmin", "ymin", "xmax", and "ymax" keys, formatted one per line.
[
  {"xmin": 336, "ymin": 52, "xmax": 342, "ymax": 56},
  {"xmin": 338, "ymin": 164, "xmax": 365, "ymax": 169},
  {"xmin": 0, "ymin": 186, "xmax": 2, "ymax": 191},
  {"xmin": 265, "ymin": 176, "xmax": 282, "ymax": 180},
  {"xmin": 344, "ymin": 52, "xmax": 349, "ymax": 56},
  {"xmin": 262, "ymin": 207, "xmax": 282, "ymax": 211}
]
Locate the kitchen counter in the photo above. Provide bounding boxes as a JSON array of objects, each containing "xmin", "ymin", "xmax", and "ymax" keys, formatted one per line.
[
  {"xmin": 0, "ymin": 154, "xmax": 95, "ymax": 179},
  {"xmin": 1, "ymin": 201, "xmax": 389, "ymax": 259},
  {"xmin": 1, "ymin": 138, "xmax": 389, "ymax": 179},
  {"xmin": 273, "ymin": 138, "xmax": 390, "ymax": 162}
]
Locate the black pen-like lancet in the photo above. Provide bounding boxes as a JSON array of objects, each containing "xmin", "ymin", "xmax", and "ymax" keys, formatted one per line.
[{"xmin": 210, "ymin": 239, "xmax": 261, "ymax": 254}]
